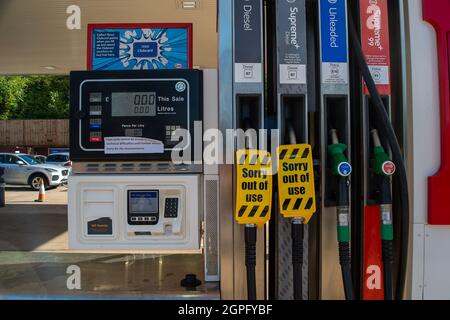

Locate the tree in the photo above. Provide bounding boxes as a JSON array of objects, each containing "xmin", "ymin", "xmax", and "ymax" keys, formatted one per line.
[
  {"xmin": 15, "ymin": 76, "xmax": 69, "ymax": 119},
  {"xmin": 0, "ymin": 76, "xmax": 28, "ymax": 120},
  {"xmin": 0, "ymin": 75, "xmax": 69, "ymax": 120}
]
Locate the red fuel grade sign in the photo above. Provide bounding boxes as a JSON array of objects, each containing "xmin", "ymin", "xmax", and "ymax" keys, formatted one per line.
[
  {"xmin": 360, "ymin": 0, "xmax": 391, "ymax": 96},
  {"xmin": 382, "ymin": 161, "xmax": 396, "ymax": 176}
]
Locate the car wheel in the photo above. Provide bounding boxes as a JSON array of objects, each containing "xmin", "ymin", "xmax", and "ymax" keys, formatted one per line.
[{"xmin": 29, "ymin": 174, "xmax": 48, "ymax": 191}]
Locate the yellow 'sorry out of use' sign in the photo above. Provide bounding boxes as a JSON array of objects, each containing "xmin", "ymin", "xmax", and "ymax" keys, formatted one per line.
[
  {"xmin": 235, "ymin": 149, "xmax": 273, "ymax": 228},
  {"xmin": 277, "ymin": 144, "xmax": 317, "ymax": 223}
]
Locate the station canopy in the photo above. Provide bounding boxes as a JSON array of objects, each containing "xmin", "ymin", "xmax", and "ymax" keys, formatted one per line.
[{"xmin": 0, "ymin": 0, "xmax": 217, "ymax": 75}]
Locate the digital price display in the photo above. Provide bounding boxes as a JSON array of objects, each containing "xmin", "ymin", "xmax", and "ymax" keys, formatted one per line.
[
  {"xmin": 70, "ymin": 69, "xmax": 203, "ymax": 162},
  {"xmin": 112, "ymin": 92, "xmax": 157, "ymax": 117}
]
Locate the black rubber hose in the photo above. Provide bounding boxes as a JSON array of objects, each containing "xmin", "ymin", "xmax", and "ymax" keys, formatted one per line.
[
  {"xmin": 348, "ymin": 15, "xmax": 410, "ymax": 300},
  {"xmin": 245, "ymin": 225, "xmax": 257, "ymax": 300},
  {"xmin": 292, "ymin": 222, "xmax": 304, "ymax": 300},
  {"xmin": 339, "ymin": 242, "xmax": 355, "ymax": 300},
  {"xmin": 382, "ymin": 239, "xmax": 394, "ymax": 300},
  {"xmin": 337, "ymin": 177, "xmax": 355, "ymax": 300}
]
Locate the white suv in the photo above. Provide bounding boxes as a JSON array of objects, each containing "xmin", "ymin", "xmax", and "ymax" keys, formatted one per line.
[{"xmin": 0, "ymin": 153, "xmax": 69, "ymax": 190}]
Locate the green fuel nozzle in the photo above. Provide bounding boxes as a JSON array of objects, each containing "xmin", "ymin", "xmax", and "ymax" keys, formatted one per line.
[
  {"xmin": 371, "ymin": 129, "xmax": 395, "ymax": 242},
  {"xmin": 370, "ymin": 130, "xmax": 395, "ymax": 300},
  {"xmin": 328, "ymin": 129, "xmax": 355, "ymax": 300},
  {"xmin": 328, "ymin": 129, "xmax": 351, "ymax": 242},
  {"xmin": 328, "ymin": 129, "xmax": 352, "ymax": 177},
  {"xmin": 371, "ymin": 129, "xmax": 396, "ymax": 177}
]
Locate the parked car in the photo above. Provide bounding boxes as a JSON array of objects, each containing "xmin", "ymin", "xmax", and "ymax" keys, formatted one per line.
[
  {"xmin": 0, "ymin": 153, "xmax": 69, "ymax": 190},
  {"xmin": 45, "ymin": 153, "xmax": 72, "ymax": 168},
  {"xmin": 33, "ymin": 155, "xmax": 47, "ymax": 164}
]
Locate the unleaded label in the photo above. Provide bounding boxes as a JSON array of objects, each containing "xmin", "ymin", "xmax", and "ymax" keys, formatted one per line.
[{"xmin": 319, "ymin": 0, "xmax": 349, "ymax": 85}]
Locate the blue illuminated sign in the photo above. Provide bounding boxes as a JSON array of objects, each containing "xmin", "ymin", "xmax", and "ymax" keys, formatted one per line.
[{"xmin": 88, "ymin": 24, "xmax": 192, "ymax": 71}]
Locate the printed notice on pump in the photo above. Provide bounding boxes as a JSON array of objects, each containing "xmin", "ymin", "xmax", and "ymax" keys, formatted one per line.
[
  {"xmin": 278, "ymin": 145, "xmax": 316, "ymax": 223},
  {"xmin": 235, "ymin": 150, "xmax": 273, "ymax": 227},
  {"xmin": 104, "ymin": 137, "xmax": 164, "ymax": 154}
]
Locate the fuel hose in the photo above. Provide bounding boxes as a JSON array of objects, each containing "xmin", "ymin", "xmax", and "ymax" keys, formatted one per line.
[
  {"xmin": 348, "ymin": 15, "xmax": 410, "ymax": 300},
  {"xmin": 287, "ymin": 120, "xmax": 305, "ymax": 300},
  {"xmin": 245, "ymin": 224, "xmax": 257, "ymax": 300},
  {"xmin": 291, "ymin": 219, "xmax": 304, "ymax": 300},
  {"xmin": 242, "ymin": 117, "xmax": 257, "ymax": 301}
]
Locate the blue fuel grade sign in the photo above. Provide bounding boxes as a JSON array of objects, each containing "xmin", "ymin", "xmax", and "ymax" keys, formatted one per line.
[{"xmin": 319, "ymin": 0, "xmax": 348, "ymax": 63}]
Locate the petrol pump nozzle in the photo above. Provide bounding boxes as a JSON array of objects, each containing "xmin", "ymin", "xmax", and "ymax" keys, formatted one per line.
[
  {"xmin": 327, "ymin": 129, "xmax": 354, "ymax": 300},
  {"xmin": 370, "ymin": 129, "xmax": 395, "ymax": 300},
  {"xmin": 328, "ymin": 129, "xmax": 352, "ymax": 177},
  {"xmin": 371, "ymin": 129, "xmax": 396, "ymax": 177},
  {"xmin": 371, "ymin": 129, "xmax": 395, "ymax": 241}
]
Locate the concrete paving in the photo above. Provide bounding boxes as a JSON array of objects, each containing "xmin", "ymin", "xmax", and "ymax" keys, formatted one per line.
[
  {"xmin": 0, "ymin": 186, "xmax": 217, "ymax": 299},
  {"xmin": 0, "ymin": 186, "xmax": 68, "ymax": 251},
  {"xmin": 3, "ymin": 185, "xmax": 68, "ymax": 205}
]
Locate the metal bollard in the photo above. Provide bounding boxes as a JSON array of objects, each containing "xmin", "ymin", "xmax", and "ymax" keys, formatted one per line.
[{"xmin": 0, "ymin": 167, "xmax": 5, "ymax": 208}]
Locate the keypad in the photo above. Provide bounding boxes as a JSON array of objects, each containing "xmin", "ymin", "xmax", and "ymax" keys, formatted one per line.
[
  {"xmin": 166, "ymin": 125, "xmax": 182, "ymax": 144},
  {"xmin": 164, "ymin": 198, "xmax": 179, "ymax": 218}
]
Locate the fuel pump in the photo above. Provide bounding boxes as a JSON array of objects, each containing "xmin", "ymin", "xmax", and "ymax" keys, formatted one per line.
[
  {"xmin": 267, "ymin": 0, "xmax": 311, "ymax": 300},
  {"xmin": 348, "ymin": 1, "xmax": 410, "ymax": 300},
  {"xmin": 68, "ymin": 69, "xmax": 204, "ymax": 251},
  {"xmin": 217, "ymin": 0, "xmax": 266, "ymax": 300},
  {"xmin": 318, "ymin": 0, "xmax": 354, "ymax": 300}
]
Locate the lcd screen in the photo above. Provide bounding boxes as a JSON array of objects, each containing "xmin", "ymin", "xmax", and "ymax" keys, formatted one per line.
[
  {"xmin": 112, "ymin": 92, "xmax": 156, "ymax": 117},
  {"xmin": 129, "ymin": 191, "xmax": 159, "ymax": 214}
]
